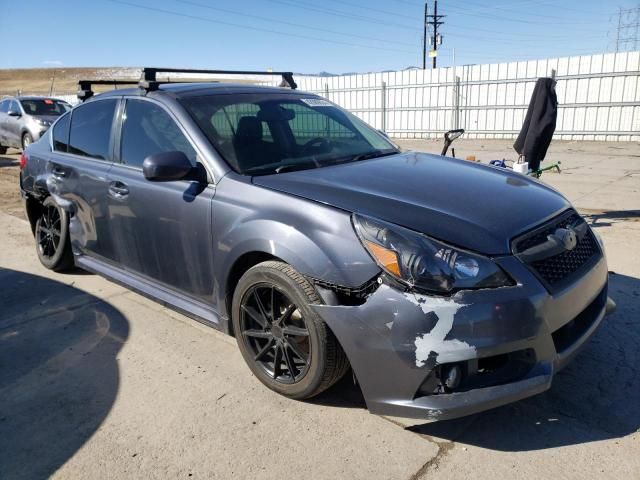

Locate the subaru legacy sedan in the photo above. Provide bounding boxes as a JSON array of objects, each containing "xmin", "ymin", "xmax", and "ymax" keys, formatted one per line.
[{"xmin": 19, "ymin": 76, "xmax": 614, "ymax": 420}]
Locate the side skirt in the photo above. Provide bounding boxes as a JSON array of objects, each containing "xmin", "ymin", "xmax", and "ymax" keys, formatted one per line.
[{"xmin": 75, "ymin": 254, "xmax": 230, "ymax": 334}]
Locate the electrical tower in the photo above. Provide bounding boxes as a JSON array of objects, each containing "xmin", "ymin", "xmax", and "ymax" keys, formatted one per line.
[
  {"xmin": 615, "ymin": 5, "xmax": 640, "ymax": 52},
  {"xmin": 423, "ymin": 1, "xmax": 445, "ymax": 69}
]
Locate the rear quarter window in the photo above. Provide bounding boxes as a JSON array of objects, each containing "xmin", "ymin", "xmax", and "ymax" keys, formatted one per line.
[
  {"xmin": 68, "ymin": 99, "xmax": 117, "ymax": 160},
  {"xmin": 52, "ymin": 113, "xmax": 71, "ymax": 152}
]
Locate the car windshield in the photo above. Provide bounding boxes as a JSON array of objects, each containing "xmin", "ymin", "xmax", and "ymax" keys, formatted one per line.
[
  {"xmin": 182, "ymin": 93, "xmax": 398, "ymax": 175},
  {"xmin": 19, "ymin": 99, "xmax": 71, "ymax": 116}
]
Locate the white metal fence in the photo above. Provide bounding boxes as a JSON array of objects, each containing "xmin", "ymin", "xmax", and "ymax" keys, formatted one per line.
[
  {"xmin": 294, "ymin": 51, "xmax": 640, "ymax": 142},
  {"xmin": 8, "ymin": 52, "xmax": 639, "ymax": 141}
]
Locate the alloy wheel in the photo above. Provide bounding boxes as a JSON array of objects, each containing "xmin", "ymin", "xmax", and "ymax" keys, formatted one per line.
[
  {"xmin": 240, "ymin": 284, "xmax": 311, "ymax": 384},
  {"xmin": 37, "ymin": 204, "xmax": 61, "ymax": 259}
]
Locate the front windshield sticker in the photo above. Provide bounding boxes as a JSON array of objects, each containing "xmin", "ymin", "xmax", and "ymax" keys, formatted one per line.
[{"xmin": 301, "ymin": 98, "xmax": 333, "ymax": 107}]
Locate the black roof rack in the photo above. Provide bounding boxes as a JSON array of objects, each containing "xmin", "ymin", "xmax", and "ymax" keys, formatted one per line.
[
  {"xmin": 140, "ymin": 67, "xmax": 297, "ymax": 90},
  {"xmin": 77, "ymin": 67, "xmax": 297, "ymax": 102},
  {"xmin": 77, "ymin": 80, "xmax": 140, "ymax": 102}
]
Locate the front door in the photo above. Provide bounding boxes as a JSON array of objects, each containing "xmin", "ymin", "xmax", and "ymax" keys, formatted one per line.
[
  {"xmin": 0, "ymin": 99, "xmax": 9, "ymax": 145},
  {"xmin": 5, "ymin": 100, "xmax": 23, "ymax": 148},
  {"xmin": 107, "ymin": 98, "xmax": 215, "ymax": 305}
]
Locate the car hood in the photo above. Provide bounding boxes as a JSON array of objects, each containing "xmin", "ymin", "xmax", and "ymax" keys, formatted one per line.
[
  {"xmin": 31, "ymin": 115, "xmax": 59, "ymax": 124},
  {"xmin": 29, "ymin": 115, "xmax": 58, "ymax": 125},
  {"xmin": 253, "ymin": 152, "xmax": 570, "ymax": 255}
]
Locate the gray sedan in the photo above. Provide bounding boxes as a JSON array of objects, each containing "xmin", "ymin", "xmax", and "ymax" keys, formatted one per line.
[
  {"xmin": 0, "ymin": 96, "xmax": 71, "ymax": 152},
  {"xmin": 20, "ymin": 78, "xmax": 614, "ymax": 420}
]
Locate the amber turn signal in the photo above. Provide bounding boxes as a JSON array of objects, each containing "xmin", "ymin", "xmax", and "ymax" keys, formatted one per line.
[{"xmin": 365, "ymin": 240, "xmax": 401, "ymax": 277}]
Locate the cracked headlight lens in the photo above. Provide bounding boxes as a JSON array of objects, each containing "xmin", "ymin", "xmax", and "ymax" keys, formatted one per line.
[{"xmin": 353, "ymin": 214, "xmax": 514, "ymax": 294}]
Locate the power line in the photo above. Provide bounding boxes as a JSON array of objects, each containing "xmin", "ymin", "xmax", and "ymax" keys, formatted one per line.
[
  {"xmin": 104, "ymin": 0, "xmax": 416, "ymax": 54},
  {"xmin": 323, "ymin": 0, "xmax": 416, "ymax": 20},
  {"xmin": 264, "ymin": 0, "xmax": 420, "ymax": 31},
  {"xmin": 173, "ymin": 0, "xmax": 416, "ymax": 47}
]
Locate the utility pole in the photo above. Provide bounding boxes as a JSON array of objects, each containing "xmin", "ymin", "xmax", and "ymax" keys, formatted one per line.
[
  {"xmin": 422, "ymin": 3, "xmax": 428, "ymax": 69},
  {"xmin": 615, "ymin": 5, "xmax": 640, "ymax": 52},
  {"xmin": 425, "ymin": 1, "xmax": 445, "ymax": 69}
]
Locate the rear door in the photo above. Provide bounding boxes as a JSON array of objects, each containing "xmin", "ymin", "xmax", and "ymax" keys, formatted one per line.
[
  {"xmin": 47, "ymin": 98, "xmax": 119, "ymax": 262},
  {"xmin": 107, "ymin": 97, "xmax": 215, "ymax": 304}
]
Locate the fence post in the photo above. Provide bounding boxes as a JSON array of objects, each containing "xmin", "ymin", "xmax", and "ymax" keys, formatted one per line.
[
  {"xmin": 454, "ymin": 76, "xmax": 461, "ymax": 130},
  {"xmin": 324, "ymin": 82, "xmax": 329, "ymax": 100},
  {"xmin": 381, "ymin": 81, "xmax": 387, "ymax": 132}
]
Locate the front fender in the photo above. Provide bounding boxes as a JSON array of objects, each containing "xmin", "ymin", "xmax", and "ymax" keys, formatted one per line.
[
  {"xmin": 213, "ymin": 176, "xmax": 381, "ymax": 314},
  {"xmin": 218, "ymin": 216, "xmax": 379, "ymax": 289}
]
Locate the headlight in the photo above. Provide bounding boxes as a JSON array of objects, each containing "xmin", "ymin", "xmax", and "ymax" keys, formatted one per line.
[
  {"xmin": 35, "ymin": 118, "xmax": 50, "ymax": 126},
  {"xmin": 353, "ymin": 214, "xmax": 514, "ymax": 294}
]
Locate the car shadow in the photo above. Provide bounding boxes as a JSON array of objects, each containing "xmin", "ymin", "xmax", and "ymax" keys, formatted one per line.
[
  {"xmin": 309, "ymin": 372, "xmax": 367, "ymax": 409},
  {"xmin": 0, "ymin": 154, "xmax": 18, "ymax": 168},
  {"xmin": 0, "ymin": 268, "xmax": 129, "ymax": 479},
  {"xmin": 408, "ymin": 272, "xmax": 640, "ymax": 451},
  {"xmin": 581, "ymin": 209, "xmax": 640, "ymax": 228}
]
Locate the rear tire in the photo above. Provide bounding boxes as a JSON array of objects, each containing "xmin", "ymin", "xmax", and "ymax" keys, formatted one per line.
[
  {"xmin": 34, "ymin": 196, "xmax": 74, "ymax": 272},
  {"xmin": 22, "ymin": 133, "xmax": 33, "ymax": 150},
  {"xmin": 0, "ymin": 145, "xmax": 6, "ymax": 155},
  {"xmin": 232, "ymin": 261, "xmax": 349, "ymax": 399}
]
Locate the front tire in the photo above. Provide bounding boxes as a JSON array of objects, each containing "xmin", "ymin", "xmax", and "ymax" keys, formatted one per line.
[
  {"xmin": 22, "ymin": 132, "xmax": 33, "ymax": 150},
  {"xmin": 232, "ymin": 261, "xmax": 349, "ymax": 399},
  {"xmin": 34, "ymin": 196, "xmax": 74, "ymax": 272}
]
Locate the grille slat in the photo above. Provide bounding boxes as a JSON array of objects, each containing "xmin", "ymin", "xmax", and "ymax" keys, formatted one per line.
[{"xmin": 513, "ymin": 210, "xmax": 601, "ymax": 290}]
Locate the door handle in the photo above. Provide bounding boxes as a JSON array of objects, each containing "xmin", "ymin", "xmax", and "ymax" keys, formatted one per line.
[
  {"xmin": 108, "ymin": 181, "xmax": 129, "ymax": 198},
  {"xmin": 51, "ymin": 166, "xmax": 67, "ymax": 178}
]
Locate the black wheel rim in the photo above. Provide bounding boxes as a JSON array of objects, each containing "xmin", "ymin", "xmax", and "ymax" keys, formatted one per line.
[
  {"xmin": 37, "ymin": 205, "xmax": 61, "ymax": 259},
  {"xmin": 240, "ymin": 284, "xmax": 311, "ymax": 384}
]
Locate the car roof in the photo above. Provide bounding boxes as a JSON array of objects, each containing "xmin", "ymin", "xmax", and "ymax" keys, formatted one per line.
[
  {"xmin": 89, "ymin": 82, "xmax": 313, "ymax": 100},
  {"xmin": 12, "ymin": 96, "xmax": 69, "ymax": 101}
]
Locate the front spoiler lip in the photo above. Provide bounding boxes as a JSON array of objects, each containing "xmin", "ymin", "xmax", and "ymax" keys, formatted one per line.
[{"xmin": 310, "ymin": 254, "xmax": 610, "ymax": 421}]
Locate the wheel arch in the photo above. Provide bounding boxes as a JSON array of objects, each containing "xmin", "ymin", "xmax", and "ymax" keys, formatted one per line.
[{"xmin": 25, "ymin": 194, "xmax": 45, "ymax": 235}]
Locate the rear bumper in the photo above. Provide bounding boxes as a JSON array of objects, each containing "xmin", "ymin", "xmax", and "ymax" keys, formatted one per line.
[{"xmin": 312, "ymin": 254, "xmax": 612, "ymax": 421}]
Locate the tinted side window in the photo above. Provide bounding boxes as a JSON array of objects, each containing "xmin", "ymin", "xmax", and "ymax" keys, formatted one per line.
[
  {"xmin": 0, "ymin": 100, "xmax": 8, "ymax": 114},
  {"xmin": 120, "ymin": 99, "xmax": 197, "ymax": 168},
  {"xmin": 53, "ymin": 113, "xmax": 71, "ymax": 152},
  {"xmin": 68, "ymin": 99, "xmax": 117, "ymax": 160},
  {"xmin": 9, "ymin": 101, "xmax": 20, "ymax": 114}
]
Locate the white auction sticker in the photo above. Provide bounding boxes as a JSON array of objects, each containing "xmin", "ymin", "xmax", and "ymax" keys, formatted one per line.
[{"xmin": 300, "ymin": 98, "xmax": 333, "ymax": 107}]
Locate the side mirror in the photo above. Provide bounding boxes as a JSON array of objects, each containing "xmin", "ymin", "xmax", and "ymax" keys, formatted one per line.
[
  {"xmin": 142, "ymin": 151, "xmax": 193, "ymax": 182},
  {"xmin": 8, "ymin": 110, "xmax": 21, "ymax": 117},
  {"xmin": 445, "ymin": 129, "xmax": 465, "ymax": 142}
]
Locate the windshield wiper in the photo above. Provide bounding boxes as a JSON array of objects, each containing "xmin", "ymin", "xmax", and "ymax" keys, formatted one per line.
[
  {"xmin": 244, "ymin": 160, "xmax": 318, "ymax": 176},
  {"xmin": 345, "ymin": 149, "xmax": 399, "ymax": 163},
  {"xmin": 317, "ymin": 149, "xmax": 398, "ymax": 168}
]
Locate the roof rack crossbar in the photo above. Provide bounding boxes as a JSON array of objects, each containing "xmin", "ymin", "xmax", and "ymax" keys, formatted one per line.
[
  {"xmin": 77, "ymin": 68, "xmax": 298, "ymax": 102},
  {"xmin": 77, "ymin": 79, "xmax": 140, "ymax": 102},
  {"xmin": 139, "ymin": 67, "xmax": 297, "ymax": 91}
]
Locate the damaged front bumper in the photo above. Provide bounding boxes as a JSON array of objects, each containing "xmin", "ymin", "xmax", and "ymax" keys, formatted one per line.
[{"xmin": 312, "ymin": 254, "xmax": 613, "ymax": 421}]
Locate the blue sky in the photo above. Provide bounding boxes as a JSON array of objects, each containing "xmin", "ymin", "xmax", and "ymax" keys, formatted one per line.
[{"xmin": 1, "ymin": 0, "xmax": 637, "ymax": 73}]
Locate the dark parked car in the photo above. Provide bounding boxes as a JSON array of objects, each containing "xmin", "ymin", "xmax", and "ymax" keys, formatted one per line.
[
  {"xmin": 0, "ymin": 96, "xmax": 71, "ymax": 152},
  {"xmin": 19, "ymin": 69, "xmax": 614, "ymax": 420}
]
